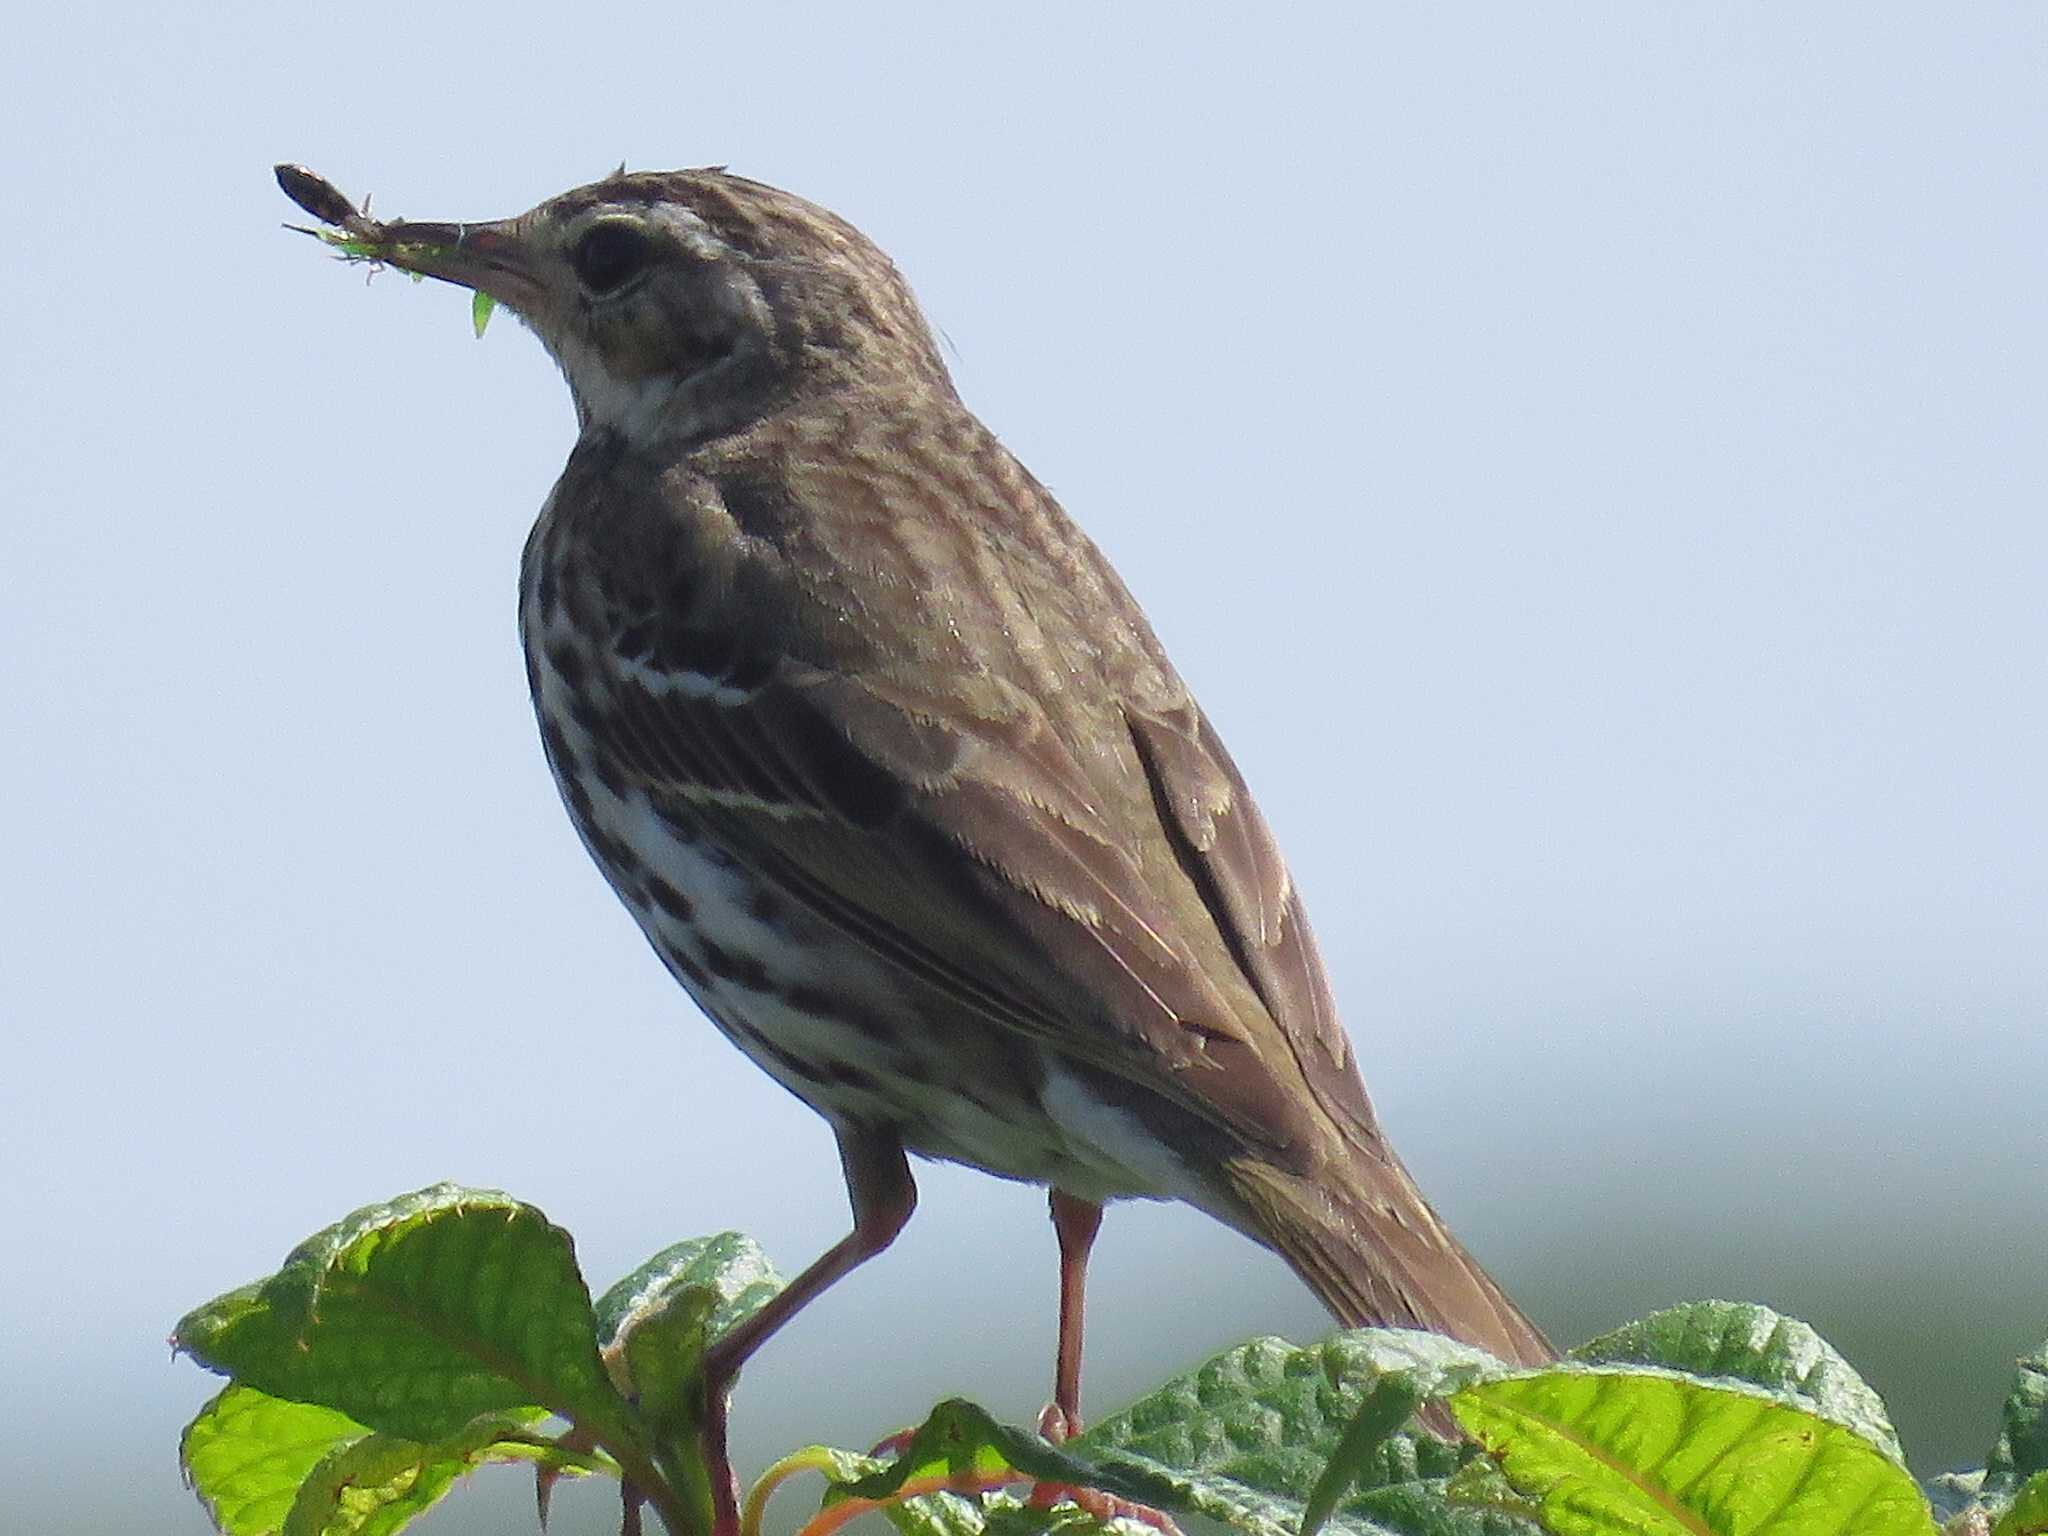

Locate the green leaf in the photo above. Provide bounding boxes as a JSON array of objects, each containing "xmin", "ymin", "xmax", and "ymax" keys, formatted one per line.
[
  {"xmin": 279, "ymin": 1413, "xmax": 565, "ymax": 1536},
  {"xmin": 180, "ymin": 1385, "xmax": 586, "ymax": 1536},
  {"xmin": 830, "ymin": 1399, "xmax": 1103, "ymax": 1502},
  {"xmin": 885, "ymin": 1493, "xmax": 1107, "ymax": 1536},
  {"xmin": 809, "ymin": 1399, "xmax": 1209, "ymax": 1536},
  {"xmin": 614, "ymin": 1285, "xmax": 723, "ymax": 1536},
  {"xmin": 1450, "ymin": 1369, "xmax": 1934, "ymax": 1535},
  {"xmin": 1992, "ymin": 1469, "xmax": 2048, "ymax": 1536},
  {"xmin": 595, "ymin": 1231, "xmax": 785, "ymax": 1354},
  {"xmin": 809, "ymin": 1331, "xmax": 1528, "ymax": 1536},
  {"xmin": 591, "ymin": 1235, "xmax": 787, "ymax": 1536},
  {"xmin": 615, "ymin": 1286, "xmax": 719, "ymax": 1432},
  {"xmin": 1988, "ymin": 1344, "xmax": 2048, "ymax": 1498},
  {"xmin": 775, "ymin": 1333, "xmax": 1537, "ymax": 1536},
  {"xmin": 1076, "ymin": 1331, "xmax": 1518, "ymax": 1535},
  {"xmin": 181, "ymin": 1385, "xmax": 368, "ymax": 1536},
  {"xmin": 1575, "ymin": 1300, "xmax": 1904, "ymax": 1466},
  {"xmin": 173, "ymin": 1183, "xmax": 632, "ymax": 1445},
  {"xmin": 1301, "ymin": 1378, "xmax": 1427, "ymax": 1536},
  {"xmin": 471, "ymin": 289, "xmax": 496, "ymax": 337}
]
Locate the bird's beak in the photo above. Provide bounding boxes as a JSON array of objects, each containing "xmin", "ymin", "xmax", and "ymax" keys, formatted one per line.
[
  {"xmin": 274, "ymin": 165, "xmax": 547, "ymax": 314},
  {"xmin": 363, "ymin": 217, "xmax": 546, "ymax": 312}
]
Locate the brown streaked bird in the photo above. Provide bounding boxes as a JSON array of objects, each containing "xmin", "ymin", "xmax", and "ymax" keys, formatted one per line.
[{"xmin": 277, "ymin": 160, "xmax": 1550, "ymax": 1486}]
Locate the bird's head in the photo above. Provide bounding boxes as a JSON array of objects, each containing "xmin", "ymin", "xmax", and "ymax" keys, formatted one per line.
[{"xmin": 288, "ymin": 166, "xmax": 953, "ymax": 445}]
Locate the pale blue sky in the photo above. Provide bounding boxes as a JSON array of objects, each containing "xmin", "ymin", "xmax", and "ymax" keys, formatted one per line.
[{"xmin": 4, "ymin": 6, "xmax": 2044, "ymax": 1533}]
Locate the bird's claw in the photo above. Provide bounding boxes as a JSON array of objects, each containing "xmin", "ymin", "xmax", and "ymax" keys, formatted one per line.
[
  {"xmin": 1036, "ymin": 1401, "xmax": 1081, "ymax": 1443},
  {"xmin": 1023, "ymin": 1404, "xmax": 1180, "ymax": 1533},
  {"xmin": 1025, "ymin": 1480, "xmax": 1184, "ymax": 1535}
]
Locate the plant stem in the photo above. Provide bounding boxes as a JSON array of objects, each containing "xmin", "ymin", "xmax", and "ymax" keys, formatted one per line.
[{"xmin": 596, "ymin": 1433, "xmax": 703, "ymax": 1536}]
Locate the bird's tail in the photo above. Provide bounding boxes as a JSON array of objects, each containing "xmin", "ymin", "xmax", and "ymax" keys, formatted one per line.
[{"xmin": 1226, "ymin": 1149, "xmax": 1554, "ymax": 1367}]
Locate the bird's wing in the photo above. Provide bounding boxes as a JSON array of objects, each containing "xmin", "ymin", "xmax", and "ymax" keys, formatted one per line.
[
  {"xmin": 582, "ymin": 635, "xmax": 1383, "ymax": 1163},
  {"xmin": 537, "ymin": 422, "xmax": 1387, "ymax": 1163},
  {"xmin": 1115, "ymin": 694, "xmax": 1384, "ymax": 1146}
]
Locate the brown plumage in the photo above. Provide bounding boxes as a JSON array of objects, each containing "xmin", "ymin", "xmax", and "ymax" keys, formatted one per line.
[{"xmin": 279, "ymin": 161, "xmax": 1550, "ymax": 1510}]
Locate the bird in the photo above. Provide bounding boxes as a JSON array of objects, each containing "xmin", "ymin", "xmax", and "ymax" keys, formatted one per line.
[{"xmin": 277, "ymin": 161, "xmax": 1551, "ymax": 1502}]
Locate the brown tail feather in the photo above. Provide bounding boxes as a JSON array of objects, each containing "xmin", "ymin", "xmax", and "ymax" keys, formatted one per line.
[{"xmin": 1227, "ymin": 1151, "xmax": 1554, "ymax": 1368}]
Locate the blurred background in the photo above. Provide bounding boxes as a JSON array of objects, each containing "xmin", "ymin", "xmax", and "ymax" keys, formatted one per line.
[{"xmin": 3, "ymin": 4, "xmax": 2043, "ymax": 1532}]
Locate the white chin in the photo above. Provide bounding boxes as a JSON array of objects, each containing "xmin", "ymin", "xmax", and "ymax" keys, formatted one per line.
[{"xmin": 550, "ymin": 334, "xmax": 676, "ymax": 444}]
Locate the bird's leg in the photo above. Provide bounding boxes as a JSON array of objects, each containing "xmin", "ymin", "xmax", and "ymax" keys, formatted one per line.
[
  {"xmin": 700, "ymin": 1127, "xmax": 915, "ymax": 1536},
  {"xmin": 818, "ymin": 1185, "xmax": 1170, "ymax": 1536},
  {"xmin": 703, "ymin": 1127, "xmax": 917, "ymax": 1383},
  {"xmin": 1028, "ymin": 1196, "xmax": 1183, "ymax": 1531},
  {"xmin": 1041, "ymin": 1190, "xmax": 1104, "ymax": 1442},
  {"xmin": 1025, "ymin": 1195, "xmax": 1180, "ymax": 1534}
]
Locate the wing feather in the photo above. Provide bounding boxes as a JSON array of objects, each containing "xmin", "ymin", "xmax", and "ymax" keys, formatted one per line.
[
  {"xmin": 541, "ymin": 427, "xmax": 1381, "ymax": 1164},
  {"xmin": 576, "ymin": 647, "xmax": 1372, "ymax": 1160}
]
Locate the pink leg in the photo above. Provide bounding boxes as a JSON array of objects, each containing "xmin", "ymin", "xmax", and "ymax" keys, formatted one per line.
[
  {"xmin": 702, "ymin": 1128, "xmax": 916, "ymax": 1535},
  {"xmin": 1030, "ymin": 1199, "xmax": 1181, "ymax": 1531},
  {"xmin": 1047, "ymin": 1190, "xmax": 1104, "ymax": 1439}
]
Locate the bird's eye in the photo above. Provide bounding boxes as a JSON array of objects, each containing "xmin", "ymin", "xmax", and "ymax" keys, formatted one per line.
[{"xmin": 570, "ymin": 221, "xmax": 655, "ymax": 296}]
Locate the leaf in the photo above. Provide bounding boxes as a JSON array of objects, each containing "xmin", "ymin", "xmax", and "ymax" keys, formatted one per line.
[
  {"xmin": 180, "ymin": 1385, "xmax": 583, "ymax": 1536},
  {"xmin": 595, "ymin": 1231, "xmax": 785, "ymax": 1355},
  {"xmin": 883, "ymin": 1493, "xmax": 1107, "ymax": 1536},
  {"xmin": 1575, "ymin": 1300, "xmax": 1905, "ymax": 1466},
  {"xmin": 590, "ymin": 1234, "xmax": 786, "ymax": 1536},
  {"xmin": 182, "ymin": 1385, "xmax": 368, "ymax": 1536},
  {"xmin": 1993, "ymin": 1470, "xmax": 2048, "ymax": 1536},
  {"xmin": 1450, "ymin": 1369, "xmax": 1934, "ymax": 1535},
  {"xmin": 799, "ymin": 1399, "xmax": 1216, "ymax": 1536},
  {"xmin": 1919, "ymin": 1469, "xmax": 1985, "ymax": 1528},
  {"xmin": 1987, "ymin": 1344, "xmax": 2048, "ymax": 1498},
  {"xmin": 1301, "ymin": 1378, "xmax": 1426, "ymax": 1536},
  {"xmin": 283, "ymin": 1435, "xmax": 467, "ymax": 1536},
  {"xmin": 173, "ymin": 1183, "xmax": 633, "ymax": 1445},
  {"xmin": 760, "ymin": 1331, "xmax": 1557, "ymax": 1536},
  {"xmin": 829, "ymin": 1399, "xmax": 1108, "ymax": 1503},
  {"xmin": 471, "ymin": 290, "xmax": 496, "ymax": 337},
  {"xmin": 1076, "ymin": 1331, "xmax": 1520, "ymax": 1535},
  {"xmin": 279, "ymin": 1413, "xmax": 570, "ymax": 1536},
  {"xmin": 748, "ymin": 1441, "xmax": 1093, "ymax": 1536},
  {"xmin": 615, "ymin": 1286, "xmax": 719, "ymax": 1434},
  {"xmin": 1081, "ymin": 1332, "xmax": 1481, "ymax": 1492},
  {"xmin": 613, "ymin": 1285, "xmax": 724, "ymax": 1536},
  {"xmin": 801, "ymin": 1333, "xmax": 1530, "ymax": 1536}
]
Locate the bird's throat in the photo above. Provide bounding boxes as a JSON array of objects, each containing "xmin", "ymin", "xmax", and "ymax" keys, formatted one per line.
[{"xmin": 548, "ymin": 333, "xmax": 680, "ymax": 446}]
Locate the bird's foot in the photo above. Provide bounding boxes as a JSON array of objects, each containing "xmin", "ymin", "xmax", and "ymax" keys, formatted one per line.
[
  {"xmin": 1024, "ymin": 1402, "xmax": 1182, "ymax": 1535},
  {"xmin": 1025, "ymin": 1481, "xmax": 1183, "ymax": 1533},
  {"xmin": 1036, "ymin": 1401, "xmax": 1081, "ymax": 1443},
  {"xmin": 770, "ymin": 1411, "xmax": 1179, "ymax": 1536}
]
